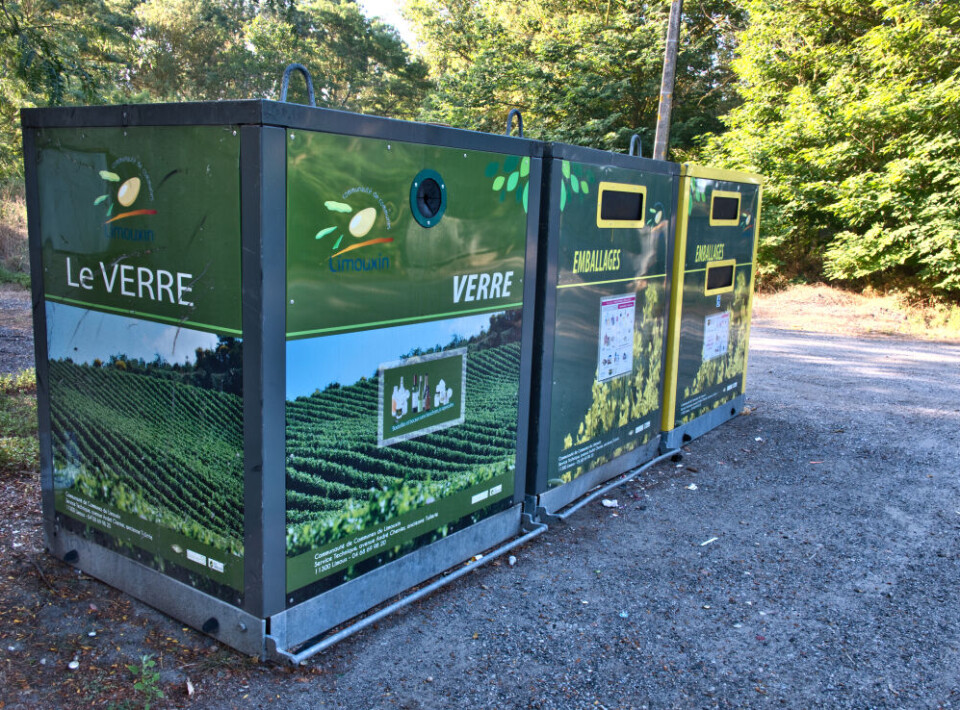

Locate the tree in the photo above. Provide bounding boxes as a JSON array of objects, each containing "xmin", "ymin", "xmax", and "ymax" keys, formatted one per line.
[
  {"xmin": 0, "ymin": 0, "xmax": 429, "ymax": 183},
  {"xmin": 404, "ymin": 0, "xmax": 745, "ymax": 154},
  {"xmin": 705, "ymin": 0, "xmax": 960, "ymax": 297},
  {"xmin": 0, "ymin": 0, "xmax": 131, "ymax": 179},
  {"xmin": 129, "ymin": 0, "xmax": 430, "ymax": 117}
]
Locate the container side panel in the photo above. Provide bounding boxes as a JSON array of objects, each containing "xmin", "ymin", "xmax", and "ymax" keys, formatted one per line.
[
  {"xmin": 672, "ymin": 176, "xmax": 760, "ymax": 429},
  {"xmin": 542, "ymin": 160, "xmax": 672, "ymax": 488},
  {"xmin": 284, "ymin": 131, "xmax": 531, "ymax": 600},
  {"xmin": 36, "ymin": 126, "xmax": 245, "ymax": 604}
]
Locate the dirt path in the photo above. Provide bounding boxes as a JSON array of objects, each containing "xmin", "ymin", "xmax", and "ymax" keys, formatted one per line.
[{"xmin": 1, "ymin": 292, "xmax": 959, "ymax": 708}]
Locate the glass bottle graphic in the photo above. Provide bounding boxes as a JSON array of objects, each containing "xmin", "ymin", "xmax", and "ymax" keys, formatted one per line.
[{"xmin": 412, "ymin": 375, "xmax": 419, "ymax": 413}]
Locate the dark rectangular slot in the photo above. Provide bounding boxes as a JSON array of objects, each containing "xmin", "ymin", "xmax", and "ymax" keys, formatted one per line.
[
  {"xmin": 707, "ymin": 263, "xmax": 734, "ymax": 291},
  {"xmin": 711, "ymin": 195, "xmax": 740, "ymax": 222},
  {"xmin": 600, "ymin": 190, "xmax": 643, "ymax": 222}
]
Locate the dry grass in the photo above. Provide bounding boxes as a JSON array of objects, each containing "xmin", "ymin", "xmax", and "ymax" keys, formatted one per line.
[
  {"xmin": 753, "ymin": 283, "xmax": 960, "ymax": 343},
  {"xmin": 0, "ymin": 183, "xmax": 28, "ymax": 282}
]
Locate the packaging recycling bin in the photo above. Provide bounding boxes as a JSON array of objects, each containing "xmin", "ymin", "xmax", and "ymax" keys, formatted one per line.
[
  {"xmin": 660, "ymin": 164, "xmax": 762, "ymax": 450},
  {"xmin": 526, "ymin": 142, "xmax": 679, "ymax": 518}
]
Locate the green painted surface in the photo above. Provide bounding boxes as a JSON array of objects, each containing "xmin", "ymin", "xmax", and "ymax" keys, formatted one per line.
[
  {"xmin": 35, "ymin": 125, "xmax": 245, "ymax": 601},
  {"xmin": 285, "ymin": 131, "xmax": 531, "ymax": 595},
  {"xmin": 545, "ymin": 160, "xmax": 673, "ymax": 486},
  {"xmin": 673, "ymin": 177, "xmax": 760, "ymax": 427},
  {"xmin": 286, "ymin": 131, "xmax": 529, "ymax": 337},
  {"xmin": 36, "ymin": 126, "xmax": 243, "ymax": 333}
]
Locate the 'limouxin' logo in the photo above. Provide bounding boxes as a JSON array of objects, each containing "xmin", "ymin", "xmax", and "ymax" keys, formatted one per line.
[
  {"xmin": 315, "ymin": 188, "xmax": 394, "ymax": 272},
  {"xmin": 94, "ymin": 158, "xmax": 159, "ymax": 226}
]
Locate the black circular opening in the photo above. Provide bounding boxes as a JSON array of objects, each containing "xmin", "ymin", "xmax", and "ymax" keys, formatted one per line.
[{"xmin": 416, "ymin": 178, "xmax": 443, "ymax": 219}]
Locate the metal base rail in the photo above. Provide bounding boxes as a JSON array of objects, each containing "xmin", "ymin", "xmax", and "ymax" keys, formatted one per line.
[
  {"xmin": 536, "ymin": 449, "xmax": 681, "ymax": 523},
  {"xmin": 269, "ymin": 518, "xmax": 549, "ymax": 664}
]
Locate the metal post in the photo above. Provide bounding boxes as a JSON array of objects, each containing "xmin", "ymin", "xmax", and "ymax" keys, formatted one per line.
[{"xmin": 653, "ymin": 0, "xmax": 683, "ymax": 161}]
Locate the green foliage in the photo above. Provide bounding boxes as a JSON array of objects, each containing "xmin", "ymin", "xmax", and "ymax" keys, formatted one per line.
[
  {"xmin": 0, "ymin": 0, "xmax": 131, "ymax": 180},
  {"xmin": 560, "ymin": 283, "xmax": 664, "ymax": 482},
  {"xmin": 706, "ymin": 0, "xmax": 960, "ymax": 297},
  {"xmin": 130, "ymin": 0, "xmax": 430, "ymax": 115},
  {"xmin": 679, "ymin": 268, "xmax": 750, "ymax": 423},
  {"xmin": 0, "ymin": 264, "xmax": 28, "ymax": 287},
  {"xmin": 0, "ymin": 182, "xmax": 28, "ymax": 281},
  {"xmin": 405, "ymin": 0, "xmax": 745, "ymax": 153},
  {"xmin": 126, "ymin": 655, "xmax": 164, "ymax": 710},
  {"xmin": 1, "ymin": 0, "xmax": 429, "ymax": 182},
  {"xmin": 0, "ymin": 368, "xmax": 37, "ymax": 476}
]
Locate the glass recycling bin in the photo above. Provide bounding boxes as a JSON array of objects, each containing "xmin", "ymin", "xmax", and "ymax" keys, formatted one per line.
[{"xmin": 22, "ymin": 101, "xmax": 542, "ymax": 659}]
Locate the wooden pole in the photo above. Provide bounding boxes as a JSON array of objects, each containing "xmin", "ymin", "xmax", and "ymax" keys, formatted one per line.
[{"xmin": 653, "ymin": 0, "xmax": 683, "ymax": 161}]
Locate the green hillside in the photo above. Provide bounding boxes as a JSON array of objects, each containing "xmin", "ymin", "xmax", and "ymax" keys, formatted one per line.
[
  {"xmin": 285, "ymin": 340, "xmax": 520, "ymax": 554},
  {"xmin": 49, "ymin": 360, "xmax": 244, "ymax": 552}
]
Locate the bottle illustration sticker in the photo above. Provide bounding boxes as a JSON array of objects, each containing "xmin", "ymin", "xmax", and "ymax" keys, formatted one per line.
[{"xmin": 378, "ymin": 348, "xmax": 467, "ymax": 447}]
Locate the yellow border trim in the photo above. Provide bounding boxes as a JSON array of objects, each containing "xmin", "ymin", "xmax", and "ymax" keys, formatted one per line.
[
  {"xmin": 703, "ymin": 259, "xmax": 737, "ymax": 296},
  {"xmin": 681, "ymin": 163, "xmax": 763, "ymax": 185},
  {"xmin": 596, "ymin": 181, "xmax": 647, "ymax": 228},
  {"xmin": 661, "ymin": 177, "xmax": 691, "ymax": 433},
  {"xmin": 709, "ymin": 190, "xmax": 741, "ymax": 227},
  {"xmin": 740, "ymin": 185, "xmax": 763, "ymax": 395}
]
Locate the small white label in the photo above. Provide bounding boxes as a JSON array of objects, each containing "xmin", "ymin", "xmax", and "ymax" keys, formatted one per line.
[
  {"xmin": 186, "ymin": 549, "xmax": 207, "ymax": 566},
  {"xmin": 471, "ymin": 490, "xmax": 490, "ymax": 505},
  {"xmin": 489, "ymin": 484, "xmax": 503, "ymax": 496},
  {"xmin": 207, "ymin": 558, "xmax": 224, "ymax": 573},
  {"xmin": 634, "ymin": 421, "xmax": 651, "ymax": 435}
]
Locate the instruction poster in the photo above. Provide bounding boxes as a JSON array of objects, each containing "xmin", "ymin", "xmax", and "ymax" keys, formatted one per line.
[
  {"xmin": 597, "ymin": 294, "xmax": 636, "ymax": 382},
  {"xmin": 379, "ymin": 349, "xmax": 467, "ymax": 446},
  {"xmin": 702, "ymin": 312, "xmax": 731, "ymax": 360}
]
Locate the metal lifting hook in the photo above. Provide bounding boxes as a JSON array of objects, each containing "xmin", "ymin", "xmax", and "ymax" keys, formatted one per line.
[
  {"xmin": 505, "ymin": 109, "xmax": 524, "ymax": 137},
  {"xmin": 280, "ymin": 63, "xmax": 316, "ymax": 107}
]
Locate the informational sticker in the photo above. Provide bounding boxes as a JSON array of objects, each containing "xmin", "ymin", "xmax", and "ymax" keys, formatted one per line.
[
  {"xmin": 378, "ymin": 348, "xmax": 467, "ymax": 446},
  {"xmin": 597, "ymin": 294, "xmax": 636, "ymax": 382},
  {"xmin": 702, "ymin": 312, "xmax": 731, "ymax": 361}
]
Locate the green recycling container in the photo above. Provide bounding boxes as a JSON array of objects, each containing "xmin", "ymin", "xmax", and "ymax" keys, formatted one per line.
[
  {"xmin": 526, "ymin": 143, "xmax": 679, "ymax": 518},
  {"xmin": 22, "ymin": 100, "xmax": 542, "ymax": 660},
  {"xmin": 660, "ymin": 164, "xmax": 763, "ymax": 450}
]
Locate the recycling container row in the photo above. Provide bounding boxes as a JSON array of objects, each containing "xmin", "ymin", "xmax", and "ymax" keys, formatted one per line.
[{"xmin": 21, "ymin": 99, "xmax": 760, "ymax": 660}]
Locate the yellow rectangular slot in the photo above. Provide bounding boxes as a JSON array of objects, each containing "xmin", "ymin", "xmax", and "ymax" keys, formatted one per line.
[
  {"xmin": 703, "ymin": 259, "xmax": 737, "ymax": 296},
  {"xmin": 596, "ymin": 182, "xmax": 647, "ymax": 228},
  {"xmin": 709, "ymin": 190, "xmax": 741, "ymax": 226}
]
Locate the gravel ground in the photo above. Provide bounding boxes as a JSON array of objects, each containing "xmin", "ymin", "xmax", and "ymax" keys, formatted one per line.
[
  {"xmin": 237, "ymin": 327, "xmax": 957, "ymax": 710},
  {"xmin": 0, "ymin": 287, "xmax": 32, "ymax": 375},
  {"xmin": 1, "ymin": 289, "xmax": 959, "ymax": 708}
]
